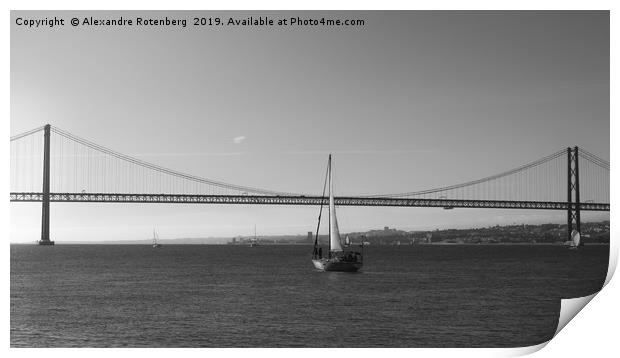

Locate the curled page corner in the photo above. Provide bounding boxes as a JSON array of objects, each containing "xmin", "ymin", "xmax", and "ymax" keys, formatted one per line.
[
  {"xmin": 510, "ymin": 293, "xmax": 600, "ymax": 357},
  {"xmin": 514, "ymin": 245, "xmax": 616, "ymax": 356},
  {"xmin": 501, "ymin": 341, "xmax": 550, "ymax": 357},
  {"xmin": 554, "ymin": 292, "xmax": 598, "ymax": 337},
  {"xmin": 604, "ymin": 242, "xmax": 618, "ymax": 287}
]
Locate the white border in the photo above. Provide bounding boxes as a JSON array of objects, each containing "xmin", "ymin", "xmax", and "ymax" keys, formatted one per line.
[{"xmin": 3, "ymin": 2, "xmax": 617, "ymax": 357}]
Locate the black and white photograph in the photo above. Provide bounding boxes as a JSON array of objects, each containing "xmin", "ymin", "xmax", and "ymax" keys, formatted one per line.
[{"xmin": 7, "ymin": 8, "xmax": 614, "ymax": 352}]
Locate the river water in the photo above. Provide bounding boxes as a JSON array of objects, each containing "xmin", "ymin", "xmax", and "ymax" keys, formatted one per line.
[{"xmin": 10, "ymin": 244, "xmax": 608, "ymax": 347}]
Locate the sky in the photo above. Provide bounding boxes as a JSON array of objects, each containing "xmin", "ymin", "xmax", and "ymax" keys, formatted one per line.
[{"xmin": 9, "ymin": 10, "xmax": 610, "ymax": 242}]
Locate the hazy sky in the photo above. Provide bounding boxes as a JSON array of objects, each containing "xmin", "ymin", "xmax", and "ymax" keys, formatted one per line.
[{"xmin": 10, "ymin": 11, "xmax": 609, "ymax": 242}]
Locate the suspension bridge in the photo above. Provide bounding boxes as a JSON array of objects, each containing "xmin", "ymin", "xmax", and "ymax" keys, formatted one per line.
[{"xmin": 10, "ymin": 124, "xmax": 610, "ymax": 245}]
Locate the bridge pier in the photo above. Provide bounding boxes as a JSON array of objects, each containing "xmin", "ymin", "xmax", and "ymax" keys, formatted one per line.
[
  {"xmin": 567, "ymin": 146, "xmax": 581, "ymax": 244},
  {"xmin": 39, "ymin": 124, "xmax": 53, "ymax": 246}
]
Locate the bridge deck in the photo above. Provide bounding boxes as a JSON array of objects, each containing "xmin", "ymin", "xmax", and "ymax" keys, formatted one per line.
[{"xmin": 9, "ymin": 192, "xmax": 609, "ymax": 211}]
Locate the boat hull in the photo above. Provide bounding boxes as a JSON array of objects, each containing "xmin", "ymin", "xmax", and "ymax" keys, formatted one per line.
[{"xmin": 312, "ymin": 259, "xmax": 362, "ymax": 272}]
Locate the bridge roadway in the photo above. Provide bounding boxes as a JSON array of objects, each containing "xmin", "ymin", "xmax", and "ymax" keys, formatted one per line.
[{"xmin": 10, "ymin": 192, "xmax": 610, "ymax": 211}]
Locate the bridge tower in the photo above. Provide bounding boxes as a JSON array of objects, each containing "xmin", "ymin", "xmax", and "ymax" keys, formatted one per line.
[
  {"xmin": 567, "ymin": 146, "xmax": 580, "ymax": 244},
  {"xmin": 39, "ymin": 124, "xmax": 54, "ymax": 245}
]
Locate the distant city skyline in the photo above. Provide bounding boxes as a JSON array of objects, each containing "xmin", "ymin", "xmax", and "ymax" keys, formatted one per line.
[
  {"xmin": 21, "ymin": 219, "xmax": 608, "ymax": 245},
  {"xmin": 10, "ymin": 11, "xmax": 609, "ymax": 242}
]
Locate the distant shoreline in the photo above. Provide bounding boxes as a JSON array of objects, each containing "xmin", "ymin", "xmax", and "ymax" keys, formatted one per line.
[
  {"xmin": 10, "ymin": 242, "xmax": 610, "ymax": 246},
  {"xmin": 10, "ymin": 220, "xmax": 610, "ymax": 246}
]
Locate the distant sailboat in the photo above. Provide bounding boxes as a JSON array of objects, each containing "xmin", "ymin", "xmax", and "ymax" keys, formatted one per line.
[
  {"xmin": 152, "ymin": 229, "xmax": 163, "ymax": 248},
  {"xmin": 250, "ymin": 225, "xmax": 259, "ymax": 247},
  {"xmin": 569, "ymin": 229, "xmax": 580, "ymax": 250},
  {"xmin": 311, "ymin": 155, "xmax": 363, "ymax": 272}
]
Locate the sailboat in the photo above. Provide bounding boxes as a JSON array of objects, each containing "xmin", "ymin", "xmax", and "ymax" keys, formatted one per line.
[
  {"xmin": 311, "ymin": 155, "xmax": 363, "ymax": 272},
  {"xmin": 568, "ymin": 229, "xmax": 580, "ymax": 250},
  {"xmin": 152, "ymin": 229, "xmax": 163, "ymax": 248},
  {"xmin": 250, "ymin": 225, "xmax": 259, "ymax": 247}
]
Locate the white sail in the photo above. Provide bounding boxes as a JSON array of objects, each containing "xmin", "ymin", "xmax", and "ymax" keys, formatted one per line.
[
  {"xmin": 152, "ymin": 228, "xmax": 162, "ymax": 247},
  {"xmin": 571, "ymin": 229, "xmax": 581, "ymax": 247},
  {"xmin": 329, "ymin": 156, "xmax": 343, "ymax": 252}
]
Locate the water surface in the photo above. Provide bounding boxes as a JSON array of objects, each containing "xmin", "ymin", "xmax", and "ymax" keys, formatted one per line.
[{"xmin": 11, "ymin": 244, "xmax": 608, "ymax": 347}]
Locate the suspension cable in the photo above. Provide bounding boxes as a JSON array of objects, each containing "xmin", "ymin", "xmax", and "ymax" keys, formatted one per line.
[
  {"xmin": 369, "ymin": 149, "xmax": 566, "ymax": 198},
  {"xmin": 50, "ymin": 125, "xmax": 299, "ymax": 196},
  {"xmin": 10, "ymin": 125, "xmax": 45, "ymax": 142}
]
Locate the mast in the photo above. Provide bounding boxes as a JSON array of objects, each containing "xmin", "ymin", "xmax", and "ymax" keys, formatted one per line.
[
  {"xmin": 328, "ymin": 154, "xmax": 331, "ymax": 254},
  {"xmin": 313, "ymin": 158, "xmax": 329, "ymax": 258}
]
